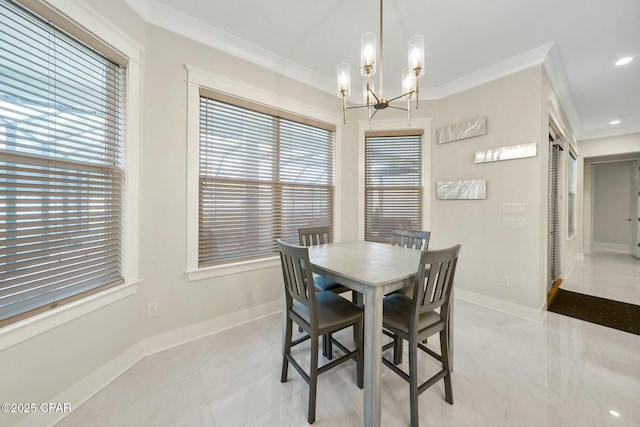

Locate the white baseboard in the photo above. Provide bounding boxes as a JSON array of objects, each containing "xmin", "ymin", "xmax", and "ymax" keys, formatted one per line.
[
  {"xmin": 16, "ymin": 300, "xmax": 282, "ymax": 427},
  {"xmin": 564, "ymin": 255, "xmax": 578, "ymax": 280},
  {"xmin": 455, "ymin": 288, "xmax": 546, "ymax": 324},
  {"xmin": 142, "ymin": 300, "xmax": 281, "ymax": 355},
  {"xmin": 592, "ymin": 242, "xmax": 630, "ymax": 254}
]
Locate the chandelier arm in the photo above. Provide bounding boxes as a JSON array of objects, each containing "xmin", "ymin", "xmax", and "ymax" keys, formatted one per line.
[
  {"xmin": 387, "ymin": 105, "xmax": 409, "ymax": 112},
  {"xmin": 345, "ymin": 104, "xmax": 369, "ymax": 110},
  {"xmin": 386, "ymin": 91, "xmax": 414, "ymax": 103},
  {"xmin": 369, "ymin": 88, "xmax": 381, "ymax": 103}
]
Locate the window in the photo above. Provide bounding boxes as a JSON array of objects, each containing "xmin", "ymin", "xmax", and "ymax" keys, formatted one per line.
[
  {"xmin": 0, "ymin": 0, "xmax": 126, "ymax": 326},
  {"xmin": 364, "ymin": 132, "xmax": 422, "ymax": 243},
  {"xmin": 198, "ymin": 95, "xmax": 334, "ymax": 266},
  {"xmin": 568, "ymin": 151, "xmax": 577, "ymax": 235}
]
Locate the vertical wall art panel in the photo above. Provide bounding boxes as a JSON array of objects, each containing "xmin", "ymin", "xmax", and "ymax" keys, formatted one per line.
[
  {"xmin": 436, "ymin": 116, "xmax": 487, "ymax": 144},
  {"xmin": 474, "ymin": 142, "xmax": 537, "ymax": 164},
  {"xmin": 436, "ymin": 179, "xmax": 487, "ymax": 200}
]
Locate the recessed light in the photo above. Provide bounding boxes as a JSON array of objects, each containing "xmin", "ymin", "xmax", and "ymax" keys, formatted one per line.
[
  {"xmin": 610, "ymin": 120, "xmax": 621, "ymax": 125},
  {"xmin": 609, "ymin": 410, "xmax": 620, "ymax": 417},
  {"xmin": 615, "ymin": 56, "xmax": 634, "ymax": 66}
]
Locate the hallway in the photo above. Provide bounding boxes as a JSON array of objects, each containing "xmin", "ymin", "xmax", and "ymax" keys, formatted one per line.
[{"xmin": 562, "ymin": 250, "xmax": 640, "ymax": 306}]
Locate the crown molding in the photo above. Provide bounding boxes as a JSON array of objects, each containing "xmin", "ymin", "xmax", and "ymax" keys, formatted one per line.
[
  {"xmin": 542, "ymin": 43, "xmax": 584, "ymax": 139},
  {"xmin": 123, "ymin": 0, "xmax": 336, "ymax": 94},
  {"xmin": 124, "ymin": 1, "xmax": 589, "ymax": 141},
  {"xmin": 426, "ymin": 42, "xmax": 555, "ymax": 100}
]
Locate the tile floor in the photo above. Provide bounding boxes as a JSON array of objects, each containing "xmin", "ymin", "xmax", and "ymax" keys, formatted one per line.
[
  {"xmin": 561, "ymin": 250, "xmax": 640, "ymax": 305},
  {"xmin": 56, "ymin": 252, "xmax": 640, "ymax": 427}
]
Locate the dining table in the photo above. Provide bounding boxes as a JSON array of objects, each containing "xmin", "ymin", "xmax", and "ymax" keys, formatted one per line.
[{"xmin": 306, "ymin": 240, "xmax": 423, "ymax": 427}]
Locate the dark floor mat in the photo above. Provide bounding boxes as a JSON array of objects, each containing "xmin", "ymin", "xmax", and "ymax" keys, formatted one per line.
[{"xmin": 548, "ymin": 289, "xmax": 640, "ymax": 335}]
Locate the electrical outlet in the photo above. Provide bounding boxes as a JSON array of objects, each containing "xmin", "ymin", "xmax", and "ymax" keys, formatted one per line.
[
  {"xmin": 501, "ymin": 275, "xmax": 510, "ymax": 287},
  {"xmin": 147, "ymin": 302, "xmax": 158, "ymax": 317}
]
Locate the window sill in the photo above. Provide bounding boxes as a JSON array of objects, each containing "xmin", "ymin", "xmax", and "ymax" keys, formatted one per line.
[
  {"xmin": 186, "ymin": 256, "xmax": 280, "ymax": 281},
  {"xmin": 0, "ymin": 280, "xmax": 140, "ymax": 351}
]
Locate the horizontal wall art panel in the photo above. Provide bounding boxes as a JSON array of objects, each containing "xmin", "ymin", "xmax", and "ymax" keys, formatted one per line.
[
  {"xmin": 436, "ymin": 179, "xmax": 486, "ymax": 200},
  {"xmin": 436, "ymin": 116, "xmax": 487, "ymax": 144},
  {"xmin": 474, "ymin": 142, "xmax": 537, "ymax": 164}
]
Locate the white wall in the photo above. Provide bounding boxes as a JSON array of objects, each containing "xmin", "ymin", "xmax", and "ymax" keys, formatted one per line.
[
  {"xmin": 580, "ymin": 133, "xmax": 640, "ymax": 158},
  {"xmin": 580, "ymin": 133, "xmax": 640, "ymax": 254},
  {"xmin": 592, "ymin": 161, "xmax": 635, "ymax": 247}
]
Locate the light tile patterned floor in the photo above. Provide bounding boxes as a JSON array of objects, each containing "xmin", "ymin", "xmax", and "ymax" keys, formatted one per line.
[
  {"xmin": 562, "ymin": 250, "xmax": 640, "ymax": 305},
  {"xmin": 57, "ymin": 252, "xmax": 640, "ymax": 426}
]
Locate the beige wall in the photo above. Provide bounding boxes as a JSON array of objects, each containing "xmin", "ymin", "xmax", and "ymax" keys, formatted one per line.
[{"xmin": 430, "ymin": 67, "xmax": 546, "ymax": 313}]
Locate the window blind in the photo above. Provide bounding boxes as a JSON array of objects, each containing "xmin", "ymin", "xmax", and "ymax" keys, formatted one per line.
[
  {"xmin": 364, "ymin": 133, "xmax": 422, "ymax": 243},
  {"xmin": 568, "ymin": 151, "xmax": 577, "ymax": 235},
  {"xmin": 0, "ymin": 0, "xmax": 126, "ymax": 326},
  {"xmin": 548, "ymin": 140, "xmax": 562, "ymax": 287},
  {"xmin": 199, "ymin": 97, "xmax": 334, "ymax": 266}
]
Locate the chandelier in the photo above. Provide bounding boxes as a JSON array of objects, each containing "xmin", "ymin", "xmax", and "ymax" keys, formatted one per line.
[{"xmin": 337, "ymin": 0, "xmax": 424, "ymax": 125}]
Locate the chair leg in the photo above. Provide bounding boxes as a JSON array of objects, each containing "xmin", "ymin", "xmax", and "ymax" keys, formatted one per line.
[
  {"xmin": 352, "ymin": 291, "xmax": 362, "ymax": 342},
  {"xmin": 281, "ymin": 317, "xmax": 293, "ymax": 383},
  {"xmin": 322, "ymin": 333, "xmax": 333, "ymax": 360},
  {"xmin": 356, "ymin": 319, "xmax": 363, "ymax": 389},
  {"xmin": 352, "ymin": 290, "xmax": 362, "ymax": 306},
  {"xmin": 440, "ymin": 329, "xmax": 453, "ymax": 404},
  {"xmin": 308, "ymin": 336, "xmax": 319, "ymax": 424},
  {"xmin": 408, "ymin": 337, "xmax": 419, "ymax": 427},
  {"xmin": 393, "ymin": 335, "xmax": 403, "ymax": 365}
]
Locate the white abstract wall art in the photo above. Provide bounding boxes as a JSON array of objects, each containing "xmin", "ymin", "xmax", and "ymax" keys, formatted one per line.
[
  {"xmin": 436, "ymin": 179, "xmax": 487, "ymax": 200},
  {"xmin": 436, "ymin": 116, "xmax": 487, "ymax": 144},
  {"xmin": 474, "ymin": 142, "xmax": 537, "ymax": 164}
]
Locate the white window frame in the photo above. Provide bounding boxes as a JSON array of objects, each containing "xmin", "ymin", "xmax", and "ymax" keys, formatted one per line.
[
  {"xmin": 357, "ymin": 118, "xmax": 432, "ymax": 241},
  {"xmin": 0, "ymin": 0, "xmax": 141, "ymax": 349},
  {"xmin": 185, "ymin": 65, "xmax": 342, "ymax": 281},
  {"xmin": 567, "ymin": 149, "xmax": 578, "ymax": 237}
]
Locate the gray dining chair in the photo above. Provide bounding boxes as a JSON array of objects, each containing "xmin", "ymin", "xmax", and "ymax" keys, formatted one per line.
[
  {"xmin": 298, "ymin": 226, "xmax": 361, "ymax": 359},
  {"xmin": 391, "ymin": 228, "xmax": 431, "ymax": 250},
  {"xmin": 389, "ymin": 228, "xmax": 432, "ymax": 363},
  {"xmin": 381, "ymin": 244, "xmax": 461, "ymax": 427},
  {"xmin": 277, "ymin": 239, "xmax": 363, "ymax": 424}
]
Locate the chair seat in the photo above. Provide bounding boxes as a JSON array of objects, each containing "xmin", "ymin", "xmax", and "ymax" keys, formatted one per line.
[
  {"xmin": 293, "ymin": 291, "xmax": 363, "ymax": 330},
  {"xmin": 383, "ymin": 293, "xmax": 442, "ymax": 334},
  {"xmin": 313, "ymin": 273, "xmax": 349, "ymax": 293}
]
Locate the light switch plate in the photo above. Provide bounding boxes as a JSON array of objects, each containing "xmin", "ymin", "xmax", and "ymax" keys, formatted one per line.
[
  {"xmin": 503, "ymin": 218, "xmax": 526, "ymax": 229},
  {"xmin": 503, "ymin": 203, "xmax": 526, "ymax": 214}
]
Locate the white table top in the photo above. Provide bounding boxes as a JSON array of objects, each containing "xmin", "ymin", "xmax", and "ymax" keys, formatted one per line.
[{"xmin": 307, "ymin": 241, "xmax": 421, "ymax": 288}]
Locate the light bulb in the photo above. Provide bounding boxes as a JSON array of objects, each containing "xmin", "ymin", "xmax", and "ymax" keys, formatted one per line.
[{"xmin": 336, "ymin": 63, "xmax": 351, "ymax": 96}]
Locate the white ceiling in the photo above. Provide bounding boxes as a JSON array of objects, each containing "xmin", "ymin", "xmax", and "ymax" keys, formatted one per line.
[{"xmin": 125, "ymin": 0, "xmax": 640, "ymax": 141}]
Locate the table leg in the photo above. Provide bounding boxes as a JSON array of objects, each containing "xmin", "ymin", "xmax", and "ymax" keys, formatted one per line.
[{"xmin": 363, "ymin": 285, "xmax": 383, "ymax": 427}]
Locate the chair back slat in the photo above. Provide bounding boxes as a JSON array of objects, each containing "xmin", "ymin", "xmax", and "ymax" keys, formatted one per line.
[
  {"xmin": 413, "ymin": 245, "xmax": 461, "ymax": 315},
  {"xmin": 277, "ymin": 240, "xmax": 317, "ymax": 316},
  {"xmin": 392, "ymin": 229, "xmax": 431, "ymax": 251},
  {"xmin": 298, "ymin": 226, "xmax": 331, "ymax": 247}
]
